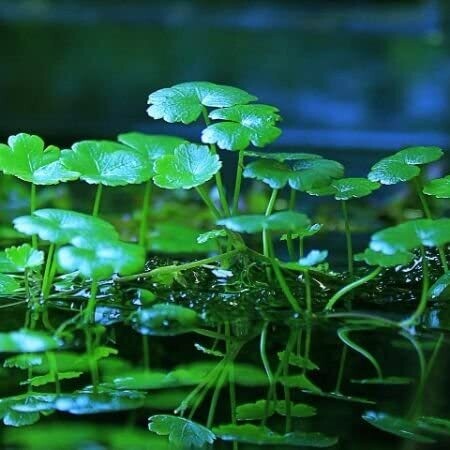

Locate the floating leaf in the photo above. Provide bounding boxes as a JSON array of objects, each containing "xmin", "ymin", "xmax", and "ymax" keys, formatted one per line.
[
  {"xmin": 118, "ymin": 132, "xmax": 188, "ymax": 160},
  {"xmin": 368, "ymin": 147, "xmax": 443, "ymax": 185},
  {"xmin": 5, "ymin": 244, "xmax": 44, "ymax": 271},
  {"xmin": 147, "ymin": 81, "xmax": 256, "ymax": 124},
  {"xmin": 244, "ymin": 150, "xmax": 322, "ymax": 161},
  {"xmin": 153, "ymin": 144, "xmax": 221, "ymax": 190},
  {"xmin": 61, "ymin": 140, "xmax": 150, "ymax": 185},
  {"xmin": 13, "ymin": 209, "xmax": 119, "ymax": 245},
  {"xmin": 0, "ymin": 133, "xmax": 79, "ymax": 184},
  {"xmin": 57, "ymin": 238, "xmax": 145, "ymax": 280},
  {"xmin": 423, "ymin": 175, "xmax": 450, "ymax": 198},
  {"xmin": 298, "ymin": 250, "xmax": 328, "ymax": 267},
  {"xmin": 308, "ymin": 177, "xmax": 380, "ymax": 200},
  {"xmin": 130, "ymin": 304, "xmax": 198, "ymax": 336},
  {"xmin": 213, "ymin": 424, "xmax": 337, "ymax": 447},
  {"xmin": 202, "ymin": 104, "xmax": 281, "ymax": 151},
  {"xmin": 278, "ymin": 351, "xmax": 319, "ymax": 371},
  {"xmin": 362, "ymin": 411, "xmax": 436, "ymax": 443},
  {"xmin": 0, "ymin": 273, "xmax": 20, "ymax": 295},
  {"xmin": 428, "ymin": 272, "xmax": 450, "ymax": 300},
  {"xmin": 0, "ymin": 329, "xmax": 61, "ymax": 353},
  {"xmin": 369, "ymin": 218, "xmax": 450, "ymax": 254},
  {"xmin": 354, "ymin": 248, "xmax": 414, "ymax": 268},
  {"xmin": 148, "ymin": 415, "xmax": 215, "ymax": 448}
]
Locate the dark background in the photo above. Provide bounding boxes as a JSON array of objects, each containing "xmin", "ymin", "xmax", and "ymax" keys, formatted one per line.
[{"xmin": 0, "ymin": 0, "xmax": 450, "ymax": 172}]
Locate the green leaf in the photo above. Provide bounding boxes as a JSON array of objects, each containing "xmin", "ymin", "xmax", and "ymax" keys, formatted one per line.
[
  {"xmin": 351, "ymin": 376, "xmax": 412, "ymax": 385},
  {"xmin": 23, "ymin": 371, "xmax": 83, "ymax": 387},
  {"xmin": 308, "ymin": 177, "xmax": 380, "ymax": 200},
  {"xmin": 4, "ymin": 354, "xmax": 44, "ymax": 370},
  {"xmin": 148, "ymin": 415, "xmax": 215, "ymax": 448},
  {"xmin": 217, "ymin": 215, "xmax": 267, "ymax": 234},
  {"xmin": 243, "ymin": 160, "xmax": 292, "ymax": 190},
  {"xmin": 417, "ymin": 416, "xmax": 450, "ymax": 436},
  {"xmin": 202, "ymin": 104, "xmax": 281, "ymax": 151},
  {"xmin": 369, "ymin": 218, "xmax": 450, "ymax": 254},
  {"xmin": 280, "ymin": 223, "xmax": 322, "ymax": 241},
  {"xmin": 236, "ymin": 400, "xmax": 316, "ymax": 421},
  {"xmin": 0, "ymin": 329, "xmax": 60, "ymax": 353},
  {"xmin": 354, "ymin": 248, "xmax": 414, "ymax": 268},
  {"xmin": 213, "ymin": 424, "xmax": 337, "ymax": 447},
  {"xmin": 276, "ymin": 402, "xmax": 317, "ymax": 418},
  {"xmin": 368, "ymin": 146, "xmax": 443, "ymax": 185},
  {"xmin": 0, "ymin": 252, "xmax": 21, "ymax": 273},
  {"xmin": 5, "ymin": 244, "xmax": 44, "ymax": 271},
  {"xmin": 244, "ymin": 150, "xmax": 322, "ymax": 161},
  {"xmin": 147, "ymin": 81, "xmax": 257, "ymax": 124},
  {"xmin": 277, "ymin": 351, "xmax": 319, "ymax": 371},
  {"xmin": 197, "ymin": 229, "xmax": 227, "ymax": 244},
  {"xmin": 57, "ymin": 238, "xmax": 145, "ymax": 280},
  {"xmin": 61, "ymin": 140, "xmax": 150, "ymax": 185},
  {"xmin": 118, "ymin": 132, "xmax": 188, "ymax": 160},
  {"xmin": 0, "ymin": 273, "xmax": 20, "ymax": 295},
  {"xmin": 153, "ymin": 144, "xmax": 221, "ymax": 189},
  {"xmin": 362, "ymin": 411, "xmax": 436, "ymax": 443},
  {"xmin": 290, "ymin": 159, "xmax": 344, "ymax": 191},
  {"xmin": 0, "ymin": 133, "xmax": 79, "ymax": 184},
  {"xmin": 423, "ymin": 175, "xmax": 450, "ymax": 198},
  {"xmin": 130, "ymin": 304, "xmax": 199, "ymax": 336},
  {"xmin": 13, "ymin": 209, "xmax": 119, "ymax": 245},
  {"xmin": 428, "ymin": 272, "xmax": 450, "ymax": 300},
  {"xmin": 298, "ymin": 250, "xmax": 328, "ymax": 267},
  {"xmin": 280, "ymin": 374, "xmax": 322, "ymax": 392}
]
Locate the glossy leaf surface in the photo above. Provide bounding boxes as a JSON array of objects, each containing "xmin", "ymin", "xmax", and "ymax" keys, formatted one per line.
[{"xmin": 423, "ymin": 175, "xmax": 450, "ymax": 198}]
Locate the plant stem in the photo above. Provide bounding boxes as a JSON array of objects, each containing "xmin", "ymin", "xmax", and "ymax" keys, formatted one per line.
[
  {"xmin": 272, "ymin": 260, "xmax": 302, "ymax": 313},
  {"xmin": 46, "ymin": 351, "xmax": 60, "ymax": 395},
  {"xmin": 92, "ymin": 184, "xmax": 103, "ymax": 217},
  {"xmin": 232, "ymin": 150, "xmax": 245, "ymax": 215},
  {"xmin": 285, "ymin": 189, "xmax": 297, "ymax": 260},
  {"xmin": 341, "ymin": 200, "xmax": 353, "ymax": 276},
  {"xmin": 263, "ymin": 189, "xmax": 278, "ymax": 261},
  {"xmin": 85, "ymin": 327, "xmax": 99, "ymax": 393},
  {"xmin": 139, "ymin": 180, "xmax": 152, "ymax": 248},
  {"xmin": 30, "ymin": 184, "xmax": 38, "ymax": 248},
  {"xmin": 324, "ymin": 266, "xmax": 383, "ymax": 311},
  {"xmin": 202, "ymin": 107, "xmax": 230, "ymax": 216},
  {"xmin": 282, "ymin": 349, "xmax": 292, "ymax": 433},
  {"xmin": 195, "ymin": 185, "xmax": 222, "ymax": 219},
  {"xmin": 299, "ymin": 236, "xmax": 304, "ymax": 259},
  {"xmin": 85, "ymin": 280, "xmax": 99, "ymax": 323},
  {"xmin": 304, "ymin": 269, "xmax": 312, "ymax": 315},
  {"xmin": 401, "ymin": 246, "xmax": 429, "ymax": 328},
  {"xmin": 334, "ymin": 344, "xmax": 347, "ymax": 394},
  {"xmin": 260, "ymin": 322, "xmax": 274, "ymax": 385},
  {"xmin": 225, "ymin": 322, "xmax": 237, "ymax": 439},
  {"xmin": 117, "ymin": 249, "xmax": 242, "ymax": 283},
  {"xmin": 41, "ymin": 243, "xmax": 55, "ymax": 299}
]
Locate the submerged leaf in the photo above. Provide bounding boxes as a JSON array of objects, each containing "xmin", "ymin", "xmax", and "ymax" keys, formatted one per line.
[
  {"xmin": 147, "ymin": 81, "xmax": 256, "ymax": 124},
  {"xmin": 0, "ymin": 133, "xmax": 79, "ymax": 184},
  {"xmin": 148, "ymin": 415, "xmax": 215, "ymax": 448},
  {"xmin": 202, "ymin": 104, "xmax": 281, "ymax": 150},
  {"xmin": 61, "ymin": 140, "xmax": 150, "ymax": 185},
  {"xmin": 423, "ymin": 175, "xmax": 450, "ymax": 199},
  {"xmin": 5, "ymin": 244, "xmax": 44, "ymax": 271},
  {"xmin": 153, "ymin": 144, "xmax": 221, "ymax": 189}
]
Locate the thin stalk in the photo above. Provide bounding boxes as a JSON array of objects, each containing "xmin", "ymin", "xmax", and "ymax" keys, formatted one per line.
[
  {"xmin": 195, "ymin": 185, "xmax": 222, "ymax": 219},
  {"xmin": 41, "ymin": 243, "xmax": 55, "ymax": 299},
  {"xmin": 85, "ymin": 327, "xmax": 99, "ymax": 393},
  {"xmin": 232, "ymin": 150, "xmax": 245, "ymax": 214},
  {"xmin": 117, "ymin": 249, "xmax": 242, "ymax": 283},
  {"xmin": 272, "ymin": 260, "xmax": 302, "ymax": 313},
  {"xmin": 414, "ymin": 177, "xmax": 448, "ymax": 272},
  {"xmin": 304, "ymin": 269, "xmax": 312, "ymax": 315},
  {"xmin": 299, "ymin": 236, "xmax": 304, "ymax": 259},
  {"xmin": 289, "ymin": 189, "xmax": 297, "ymax": 210},
  {"xmin": 282, "ymin": 350, "xmax": 292, "ymax": 433},
  {"xmin": 30, "ymin": 184, "xmax": 37, "ymax": 248},
  {"xmin": 225, "ymin": 323, "xmax": 237, "ymax": 428},
  {"xmin": 46, "ymin": 351, "xmax": 60, "ymax": 394},
  {"xmin": 324, "ymin": 266, "xmax": 383, "ymax": 311},
  {"xmin": 341, "ymin": 200, "xmax": 353, "ymax": 276},
  {"xmin": 401, "ymin": 246, "xmax": 429, "ymax": 328},
  {"xmin": 85, "ymin": 281, "xmax": 99, "ymax": 324},
  {"xmin": 142, "ymin": 335, "xmax": 150, "ymax": 371},
  {"xmin": 44, "ymin": 247, "xmax": 59, "ymax": 299},
  {"xmin": 139, "ymin": 180, "xmax": 152, "ymax": 248},
  {"xmin": 260, "ymin": 322, "xmax": 274, "ymax": 385},
  {"xmin": 206, "ymin": 363, "xmax": 229, "ymax": 428},
  {"xmin": 334, "ymin": 344, "xmax": 348, "ymax": 394},
  {"xmin": 303, "ymin": 325, "xmax": 312, "ymax": 370},
  {"xmin": 286, "ymin": 237, "xmax": 295, "ymax": 261},
  {"xmin": 202, "ymin": 108, "xmax": 230, "ymax": 216},
  {"xmin": 262, "ymin": 189, "xmax": 278, "ymax": 259},
  {"xmin": 92, "ymin": 184, "xmax": 103, "ymax": 217}
]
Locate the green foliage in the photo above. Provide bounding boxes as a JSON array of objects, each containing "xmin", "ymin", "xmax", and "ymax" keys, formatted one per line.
[
  {"xmin": 5, "ymin": 244, "xmax": 44, "ymax": 271},
  {"xmin": 0, "ymin": 273, "xmax": 20, "ymax": 295},
  {"xmin": 278, "ymin": 351, "xmax": 319, "ymax": 371},
  {"xmin": 308, "ymin": 177, "xmax": 380, "ymax": 200},
  {"xmin": 354, "ymin": 248, "xmax": 415, "ymax": 268},
  {"xmin": 202, "ymin": 104, "xmax": 281, "ymax": 150},
  {"xmin": 298, "ymin": 250, "xmax": 328, "ymax": 267},
  {"xmin": 153, "ymin": 144, "xmax": 221, "ymax": 189},
  {"xmin": 147, "ymin": 81, "xmax": 257, "ymax": 124},
  {"xmin": 428, "ymin": 272, "xmax": 450, "ymax": 300},
  {"xmin": 148, "ymin": 415, "xmax": 215, "ymax": 448},
  {"xmin": 0, "ymin": 133, "xmax": 79, "ymax": 184},
  {"xmin": 61, "ymin": 140, "xmax": 150, "ymax": 185},
  {"xmin": 236, "ymin": 400, "xmax": 316, "ymax": 421},
  {"xmin": 13, "ymin": 209, "xmax": 119, "ymax": 245},
  {"xmin": 423, "ymin": 175, "xmax": 450, "ymax": 198},
  {"xmin": 0, "ymin": 394, "xmax": 56, "ymax": 427},
  {"xmin": 0, "ymin": 329, "xmax": 60, "ymax": 353},
  {"xmin": 244, "ymin": 151, "xmax": 322, "ymax": 161},
  {"xmin": 279, "ymin": 374, "xmax": 322, "ymax": 392},
  {"xmin": 23, "ymin": 371, "xmax": 83, "ymax": 387},
  {"xmin": 368, "ymin": 146, "xmax": 443, "ymax": 185}
]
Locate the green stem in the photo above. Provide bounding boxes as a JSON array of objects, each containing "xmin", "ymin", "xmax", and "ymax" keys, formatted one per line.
[
  {"xmin": 299, "ymin": 237, "xmax": 304, "ymax": 259},
  {"xmin": 41, "ymin": 243, "xmax": 55, "ymax": 299},
  {"xmin": 324, "ymin": 266, "xmax": 383, "ymax": 311},
  {"xmin": 85, "ymin": 281, "xmax": 99, "ymax": 324},
  {"xmin": 46, "ymin": 351, "xmax": 60, "ymax": 395},
  {"xmin": 92, "ymin": 184, "xmax": 103, "ymax": 217},
  {"xmin": 225, "ymin": 323, "xmax": 237, "ymax": 427},
  {"xmin": 232, "ymin": 150, "xmax": 245, "ymax": 215},
  {"xmin": 289, "ymin": 189, "xmax": 297, "ymax": 210},
  {"xmin": 341, "ymin": 201, "xmax": 353, "ymax": 276},
  {"xmin": 272, "ymin": 260, "xmax": 302, "ymax": 313},
  {"xmin": 30, "ymin": 184, "xmax": 37, "ymax": 248},
  {"xmin": 304, "ymin": 269, "xmax": 312, "ymax": 315},
  {"xmin": 142, "ymin": 335, "xmax": 150, "ymax": 371},
  {"xmin": 139, "ymin": 180, "xmax": 152, "ymax": 248},
  {"xmin": 334, "ymin": 344, "xmax": 348, "ymax": 394},
  {"xmin": 85, "ymin": 327, "xmax": 99, "ymax": 393},
  {"xmin": 286, "ymin": 189, "xmax": 297, "ymax": 260},
  {"xmin": 263, "ymin": 189, "xmax": 278, "ymax": 258},
  {"xmin": 195, "ymin": 185, "xmax": 222, "ymax": 220},
  {"xmin": 260, "ymin": 322, "xmax": 274, "ymax": 385},
  {"xmin": 45, "ymin": 247, "xmax": 59, "ymax": 299},
  {"xmin": 401, "ymin": 245, "xmax": 429, "ymax": 328},
  {"xmin": 206, "ymin": 361, "xmax": 229, "ymax": 428},
  {"xmin": 282, "ymin": 350, "xmax": 292, "ymax": 433}
]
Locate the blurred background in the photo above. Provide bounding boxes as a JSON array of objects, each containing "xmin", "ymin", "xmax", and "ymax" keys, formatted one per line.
[{"xmin": 0, "ymin": 0, "xmax": 449, "ymax": 178}]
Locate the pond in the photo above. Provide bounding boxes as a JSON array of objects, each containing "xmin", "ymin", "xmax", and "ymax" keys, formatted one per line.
[{"xmin": 0, "ymin": 81, "xmax": 448, "ymax": 450}]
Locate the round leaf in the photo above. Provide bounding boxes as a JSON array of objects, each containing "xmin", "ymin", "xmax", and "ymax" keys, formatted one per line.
[
  {"xmin": 218, "ymin": 215, "xmax": 267, "ymax": 234},
  {"xmin": 0, "ymin": 133, "xmax": 79, "ymax": 185},
  {"xmin": 428, "ymin": 272, "xmax": 450, "ymax": 300},
  {"xmin": 265, "ymin": 211, "xmax": 311, "ymax": 232},
  {"xmin": 298, "ymin": 250, "xmax": 328, "ymax": 267},
  {"xmin": 0, "ymin": 273, "xmax": 20, "ymax": 295},
  {"xmin": 423, "ymin": 175, "xmax": 450, "ymax": 199},
  {"xmin": 243, "ymin": 160, "xmax": 292, "ymax": 189},
  {"xmin": 290, "ymin": 159, "xmax": 344, "ymax": 191},
  {"xmin": 153, "ymin": 144, "xmax": 221, "ymax": 189},
  {"xmin": 308, "ymin": 177, "xmax": 380, "ymax": 200},
  {"xmin": 13, "ymin": 209, "xmax": 119, "ymax": 245},
  {"xmin": 354, "ymin": 248, "xmax": 415, "ymax": 268},
  {"xmin": 147, "ymin": 81, "xmax": 257, "ymax": 124},
  {"xmin": 202, "ymin": 104, "xmax": 281, "ymax": 151},
  {"xmin": 5, "ymin": 244, "xmax": 44, "ymax": 271},
  {"xmin": 61, "ymin": 140, "xmax": 150, "ymax": 185},
  {"xmin": 0, "ymin": 329, "xmax": 61, "ymax": 353},
  {"xmin": 244, "ymin": 150, "xmax": 322, "ymax": 161}
]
